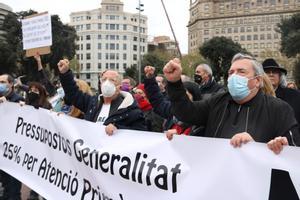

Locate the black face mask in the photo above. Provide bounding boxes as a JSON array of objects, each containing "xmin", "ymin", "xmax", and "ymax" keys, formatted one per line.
[
  {"xmin": 27, "ymin": 92, "xmax": 40, "ymax": 108},
  {"xmin": 194, "ymin": 74, "xmax": 203, "ymax": 85}
]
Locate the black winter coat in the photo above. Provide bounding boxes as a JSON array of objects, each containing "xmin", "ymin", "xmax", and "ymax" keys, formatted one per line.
[
  {"xmin": 167, "ymin": 80, "xmax": 300, "ymax": 145},
  {"xmin": 276, "ymin": 86, "xmax": 300, "ymax": 129},
  {"xmin": 198, "ymin": 78, "xmax": 225, "ymax": 100},
  {"xmin": 59, "ymin": 70, "xmax": 146, "ymax": 131}
]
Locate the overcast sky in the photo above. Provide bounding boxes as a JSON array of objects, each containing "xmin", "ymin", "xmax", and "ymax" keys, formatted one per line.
[{"xmin": 1, "ymin": 0, "xmax": 189, "ymax": 53}]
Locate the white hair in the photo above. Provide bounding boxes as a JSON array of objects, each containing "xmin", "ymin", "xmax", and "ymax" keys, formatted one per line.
[
  {"xmin": 231, "ymin": 53, "xmax": 264, "ymax": 88},
  {"xmin": 197, "ymin": 64, "xmax": 213, "ymax": 76}
]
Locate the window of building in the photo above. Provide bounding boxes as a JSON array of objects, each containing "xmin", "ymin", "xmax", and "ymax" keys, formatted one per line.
[
  {"xmin": 133, "ymin": 54, "xmax": 137, "ymax": 61},
  {"xmin": 98, "ymin": 34, "xmax": 102, "ymax": 39},
  {"xmin": 110, "ymin": 43, "xmax": 115, "ymax": 50},
  {"xmin": 86, "ymin": 43, "xmax": 91, "ymax": 50},
  {"xmin": 234, "ymin": 27, "xmax": 238, "ymax": 33},
  {"xmin": 98, "ymin": 63, "xmax": 102, "ymax": 69},
  {"xmin": 123, "ymin": 63, "xmax": 127, "ymax": 69},
  {"xmin": 98, "ymin": 23, "xmax": 101, "ymax": 30},
  {"xmin": 98, "ymin": 53, "xmax": 101, "ymax": 60},
  {"xmin": 123, "ymin": 35, "xmax": 127, "ymax": 40},
  {"xmin": 110, "ymin": 63, "xmax": 115, "ymax": 69},
  {"xmin": 267, "ymin": 34, "xmax": 272, "ymax": 40},
  {"xmin": 123, "ymin": 44, "xmax": 127, "ymax": 50},
  {"xmin": 133, "ymin": 37, "xmax": 138, "ymax": 41},
  {"xmin": 260, "ymin": 26, "xmax": 265, "ymax": 31},
  {"xmin": 105, "ymin": 53, "xmax": 109, "ymax": 60},
  {"xmin": 110, "ymin": 53, "xmax": 115, "ymax": 60},
  {"xmin": 86, "ymin": 53, "xmax": 91, "ymax": 60},
  {"xmin": 260, "ymin": 34, "xmax": 265, "ymax": 40},
  {"xmin": 106, "ymin": 63, "xmax": 109, "ymax": 69},
  {"xmin": 98, "ymin": 43, "xmax": 101, "ymax": 49},
  {"xmin": 253, "ymin": 26, "xmax": 258, "ymax": 32},
  {"xmin": 274, "ymin": 34, "xmax": 279, "ymax": 39},
  {"xmin": 123, "ymin": 24, "xmax": 127, "ymax": 30},
  {"xmin": 133, "ymin": 26, "xmax": 138, "ymax": 32},
  {"xmin": 86, "ymin": 74, "xmax": 91, "ymax": 79},
  {"xmin": 247, "ymin": 44, "xmax": 252, "ymax": 49},
  {"xmin": 110, "ymin": 35, "xmax": 115, "ymax": 40},
  {"xmin": 240, "ymin": 27, "xmax": 245, "ymax": 32},
  {"xmin": 133, "ymin": 45, "xmax": 137, "ymax": 51},
  {"xmin": 86, "ymin": 63, "xmax": 91, "ymax": 70},
  {"xmin": 86, "ymin": 24, "xmax": 91, "ymax": 30},
  {"xmin": 253, "ymin": 34, "xmax": 258, "ymax": 40},
  {"xmin": 257, "ymin": 0, "xmax": 263, "ymax": 6},
  {"xmin": 86, "ymin": 35, "xmax": 91, "ymax": 40},
  {"xmin": 247, "ymin": 35, "xmax": 252, "ymax": 41},
  {"xmin": 247, "ymin": 27, "xmax": 252, "ymax": 32},
  {"xmin": 123, "ymin": 53, "xmax": 127, "ymax": 60},
  {"xmin": 204, "ymin": 30, "xmax": 209, "ymax": 35},
  {"xmin": 228, "ymin": 28, "xmax": 232, "ymax": 33}
]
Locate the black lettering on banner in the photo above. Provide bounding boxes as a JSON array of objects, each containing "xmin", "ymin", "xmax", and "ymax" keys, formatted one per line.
[
  {"xmin": 73, "ymin": 139, "xmax": 182, "ymax": 193},
  {"xmin": 14, "ymin": 117, "xmax": 72, "ymax": 156},
  {"xmin": 269, "ymin": 169, "xmax": 299, "ymax": 200}
]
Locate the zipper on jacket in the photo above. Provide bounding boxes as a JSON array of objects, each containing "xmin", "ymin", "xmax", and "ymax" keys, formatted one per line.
[
  {"xmin": 213, "ymin": 103, "xmax": 228, "ymax": 137},
  {"xmin": 245, "ymin": 107, "xmax": 250, "ymax": 133},
  {"xmin": 289, "ymin": 130, "xmax": 296, "ymax": 146}
]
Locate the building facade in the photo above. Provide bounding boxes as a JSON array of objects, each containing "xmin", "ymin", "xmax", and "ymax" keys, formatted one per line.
[
  {"xmin": 148, "ymin": 35, "xmax": 179, "ymax": 57},
  {"xmin": 70, "ymin": 0, "xmax": 148, "ymax": 88},
  {"xmin": 188, "ymin": 0, "xmax": 300, "ymax": 58},
  {"xmin": 0, "ymin": 3, "xmax": 12, "ymax": 38}
]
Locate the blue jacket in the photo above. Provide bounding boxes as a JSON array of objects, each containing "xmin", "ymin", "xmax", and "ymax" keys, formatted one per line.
[{"xmin": 59, "ymin": 70, "xmax": 146, "ymax": 131}]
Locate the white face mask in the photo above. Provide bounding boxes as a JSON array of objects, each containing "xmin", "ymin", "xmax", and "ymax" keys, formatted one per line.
[{"xmin": 101, "ymin": 80, "xmax": 116, "ymax": 97}]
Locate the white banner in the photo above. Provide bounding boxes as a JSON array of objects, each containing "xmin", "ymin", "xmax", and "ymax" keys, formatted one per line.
[
  {"xmin": 0, "ymin": 102, "xmax": 300, "ymax": 200},
  {"xmin": 22, "ymin": 12, "xmax": 52, "ymax": 50}
]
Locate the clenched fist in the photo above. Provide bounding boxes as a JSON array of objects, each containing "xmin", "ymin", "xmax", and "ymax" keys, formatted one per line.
[
  {"xmin": 57, "ymin": 59, "xmax": 70, "ymax": 74},
  {"xmin": 144, "ymin": 66, "xmax": 155, "ymax": 78},
  {"xmin": 163, "ymin": 58, "xmax": 182, "ymax": 82}
]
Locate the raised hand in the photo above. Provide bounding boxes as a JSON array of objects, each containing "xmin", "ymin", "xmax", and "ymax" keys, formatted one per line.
[
  {"xmin": 163, "ymin": 58, "xmax": 182, "ymax": 82},
  {"xmin": 57, "ymin": 59, "xmax": 70, "ymax": 74},
  {"xmin": 144, "ymin": 66, "xmax": 155, "ymax": 78}
]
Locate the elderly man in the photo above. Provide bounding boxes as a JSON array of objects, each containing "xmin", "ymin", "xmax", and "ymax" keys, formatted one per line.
[
  {"xmin": 163, "ymin": 53, "xmax": 299, "ymax": 154},
  {"xmin": 194, "ymin": 64, "xmax": 224, "ymax": 99},
  {"xmin": 57, "ymin": 59, "xmax": 146, "ymax": 135},
  {"xmin": 0, "ymin": 74, "xmax": 23, "ymax": 200},
  {"xmin": 263, "ymin": 58, "xmax": 300, "ymax": 132}
]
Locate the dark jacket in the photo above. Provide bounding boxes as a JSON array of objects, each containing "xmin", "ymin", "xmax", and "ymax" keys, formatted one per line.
[
  {"xmin": 59, "ymin": 70, "xmax": 146, "ymax": 131},
  {"xmin": 276, "ymin": 86, "xmax": 300, "ymax": 129},
  {"xmin": 198, "ymin": 78, "xmax": 225, "ymax": 100},
  {"xmin": 144, "ymin": 77, "xmax": 201, "ymax": 135},
  {"xmin": 167, "ymin": 80, "xmax": 300, "ymax": 145},
  {"xmin": 6, "ymin": 91, "xmax": 24, "ymax": 103},
  {"xmin": 37, "ymin": 69, "xmax": 56, "ymax": 96}
]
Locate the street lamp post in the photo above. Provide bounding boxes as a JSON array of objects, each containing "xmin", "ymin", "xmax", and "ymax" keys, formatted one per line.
[{"xmin": 136, "ymin": 0, "xmax": 144, "ymax": 83}]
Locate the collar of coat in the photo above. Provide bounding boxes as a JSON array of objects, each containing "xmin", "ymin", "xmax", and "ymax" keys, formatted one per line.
[{"xmin": 98, "ymin": 91, "xmax": 135, "ymax": 111}]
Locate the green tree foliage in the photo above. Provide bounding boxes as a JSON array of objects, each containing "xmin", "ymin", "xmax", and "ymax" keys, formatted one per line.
[
  {"xmin": 0, "ymin": 12, "xmax": 23, "ymax": 75},
  {"xmin": 199, "ymin": 36, "xmax": 248, "ymax": 82},
  {"xmin": 277, "ymin": 13, "xmax": 300, "ymax": 58},
  {"xmin": 181, "ymin": 53, "xmax": 206, "ymax": 77},
  {"xmin": 141, "ymin": 49, "xmax": 172, "ymax": 75},
  {"xmin": 0, "ymin": 10, "xmax": 77, "ymax": 81},
  {"xmin": 277, "ymin": 13, "xmax": 300, "ymax": 86},
  {"xmin": 293, "ymin": 58, "xmax": 300, "ymax": 88},
  {"xmin": 124, "ymin": 65, "xmax": 138, "ymax": 81}
]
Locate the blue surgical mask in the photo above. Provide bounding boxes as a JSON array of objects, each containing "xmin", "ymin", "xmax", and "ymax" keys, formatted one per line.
[
  {"xmin": 0, "ymin": 83, "xmax": 9, "ymax": 96},
  {"xmin": 227, "ymin": 74, "xmax": 251, "ymax": 101}
]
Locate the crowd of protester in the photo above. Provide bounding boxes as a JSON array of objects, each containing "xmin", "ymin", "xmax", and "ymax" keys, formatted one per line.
[{"xmin": 0, "ymin": 52, "xmax": 300, "ymax": 199}]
